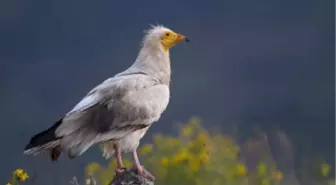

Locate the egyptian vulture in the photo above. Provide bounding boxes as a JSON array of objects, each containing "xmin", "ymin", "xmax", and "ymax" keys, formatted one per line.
[{"xmin": 23, "ymin": 25, "xmax": 189, "ymax": 180}]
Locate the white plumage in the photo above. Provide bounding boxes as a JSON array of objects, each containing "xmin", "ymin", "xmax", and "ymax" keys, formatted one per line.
[{"xmin": 24, "ymin": 25, "xmax": 188, "ymax": 179}]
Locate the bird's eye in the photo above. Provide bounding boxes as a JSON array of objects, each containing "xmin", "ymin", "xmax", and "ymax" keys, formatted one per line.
[{"xmin": 166, "ymin": 32, "xmax": 170, "ymax": 37}]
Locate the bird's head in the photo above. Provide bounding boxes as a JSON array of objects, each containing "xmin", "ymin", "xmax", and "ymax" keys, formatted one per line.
[{"xmin": 142, "ymin": 25, "xmax": 189, "ymax": 52}]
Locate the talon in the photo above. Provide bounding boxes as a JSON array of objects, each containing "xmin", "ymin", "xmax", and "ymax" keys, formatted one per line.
[
  {"xmin": 133, "ymin": 166, "xmax": 155, "ymax": 181},
  {"xmin": 131, "ymin": 150, "xmax": 155, "ymax": 181},
  {"xmin": 115, "ymin": 167, "xmax": 126, "ymax": 175}
]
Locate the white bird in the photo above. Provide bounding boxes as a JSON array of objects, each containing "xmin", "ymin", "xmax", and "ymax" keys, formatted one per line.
[{"xmin": 23, "ymin": 25, "xmax": 189, "ymax": 180}]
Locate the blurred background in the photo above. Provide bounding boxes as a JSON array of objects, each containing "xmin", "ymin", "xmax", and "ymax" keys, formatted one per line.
[{"xmin": 0, "ymin": 0, "xmax": 334, "ymax": 184}]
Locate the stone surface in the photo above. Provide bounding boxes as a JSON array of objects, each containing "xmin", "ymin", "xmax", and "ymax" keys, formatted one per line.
[{"xmin": 109, "ymin": 169, "xmax": 154, "ymax": 185}]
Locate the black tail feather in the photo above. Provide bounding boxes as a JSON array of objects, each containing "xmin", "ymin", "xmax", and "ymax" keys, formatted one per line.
[{"xmin": 24, "ymin": 118, "xmax": 64, "ymax": 159}]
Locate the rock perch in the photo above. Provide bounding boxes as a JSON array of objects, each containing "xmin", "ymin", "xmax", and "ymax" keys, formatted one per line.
[{"xmin": 109, "ymin": 169, "xmax": 154, "ymax": 185}]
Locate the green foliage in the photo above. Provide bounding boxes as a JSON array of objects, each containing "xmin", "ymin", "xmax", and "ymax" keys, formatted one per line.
[
  {"xmin": 86, "ymin": 117, "xmax": 334, "ymax": 185},
  {"xmin": 4, "ymin": 118, "xmax": 333, "ymax": 185}
]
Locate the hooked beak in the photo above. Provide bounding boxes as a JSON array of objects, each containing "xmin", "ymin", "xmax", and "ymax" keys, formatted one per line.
[{"xmin": 176, "ymin": 34, "xmax": 190, "ymax": 43}]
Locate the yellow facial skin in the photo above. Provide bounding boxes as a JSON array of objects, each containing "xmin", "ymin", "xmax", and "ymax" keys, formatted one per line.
[{"xmin": 161, "ymin": 30, "xmax": 188, "ymax": 51}]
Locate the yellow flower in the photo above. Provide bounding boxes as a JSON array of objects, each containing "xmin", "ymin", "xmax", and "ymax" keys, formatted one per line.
[
  {"xmin": 139, "ymin": 144, "xmax": 153, "ymax": 156},
  {"xmin": 197, "ymin": 133, "xmax": 209, "ymax": 144},
  {"xmin": 236, "ymin": 163, "xmax": 247, "ymax": 176},
  {"xmin": 6, "ymin": 183, "xmax": 12, "ymax": 185},
  {"xmin": 188, "ymin": 156, "xmax": 200, "ymax": 171},
  {"xmin": 199, "ymin": 150, "xmax": 210, "ymax": 164},
  {"xmin": 18, "ymin": 172, "xmax": 29, "ymax": 182},
  {"xmin": 14, "ymin": 169, "xmax": 24, "ymax": 176},
  {"xmin": 86, "ymin": 162, "xmax": 101, "ymax": 175},
  {"xmin": 272, "ymin": 171, "xmax": 284, "ymax": 181},
  {"xmin": 182, "ymin": 126, "xmax": 193, "ymax": 136},
  {"xmin": 160, "ymin": 157, "xmax": 169, "ymax": 166},
  {"xmin": 172, "ymin": 149, "xmax": 189, "ymax": 164},
  {"xmin": 321, "ymin": 163, "xmax": 332, "ymax": 177},
  {"xmin": 257, "ymin": 163, "xmax": 267, "ymax": 177},
  {"xmin": 103, "ymin": 180, "xmax": 109, "ymax": 185},
  {"xmin": 261, "ymin": 179, "xmax": 269, "ymax": 185},
  {"xmin": 13, "ymin": 169, "xmax": 29, "ymax": 182},
  {"xmin": 166, "ymin": 137, "xmax": 181, "ymax": 148}
]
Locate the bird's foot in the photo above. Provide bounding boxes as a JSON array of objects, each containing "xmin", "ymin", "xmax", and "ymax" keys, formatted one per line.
[
  {"xmin": 115, "ymin": 167, "xmax": 127, "ymax": 176},
  {"xmin": 132, "ymin": 165, "xmax": 155, "ymax": 181}
]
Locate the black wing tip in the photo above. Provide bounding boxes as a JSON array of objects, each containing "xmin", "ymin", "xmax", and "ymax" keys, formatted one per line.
[
  {"xmin": 24, "ymin": 141, "xmax": 35, "ymax": 151},
  {"xmin": 24, "ymin": 145, "xmax": 30, "ymax": 151}
]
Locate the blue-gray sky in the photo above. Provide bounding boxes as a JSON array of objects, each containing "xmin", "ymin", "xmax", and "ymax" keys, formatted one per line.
[{"xmin": 0, "ymin": 0, "xmax": 334, "ymax": 183}]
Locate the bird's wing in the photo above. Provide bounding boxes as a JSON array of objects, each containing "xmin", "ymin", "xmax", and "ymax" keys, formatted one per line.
[
  {"xmin": 55, "ymin": 73, "xmax": 169, "ymax": 156},
  {"xmin": 64, "ymin": 70, "xmax": 151, "ymax": 116},
  {"xmin": 64, "ymin": 76, "xmax": 123, "ymax": 116}
]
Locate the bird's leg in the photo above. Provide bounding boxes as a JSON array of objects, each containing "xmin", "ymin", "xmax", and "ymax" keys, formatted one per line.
[
  {"xmin": 114, "ymin": 144, "xmax": 126, "ymax": 175},
  {"xmin": 131, "ymin": 149, "xmax": 155, "ymax": 181}
]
